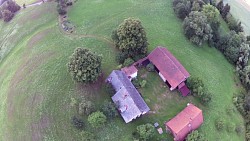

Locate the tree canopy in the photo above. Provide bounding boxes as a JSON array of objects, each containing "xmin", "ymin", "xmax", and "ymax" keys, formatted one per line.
[
  {"xmin": 112, "ymin": 18, "xmax": 148, "ymax": 59},
  {"xmin": 202, "ymin": 4, "xmax": 220, "ymax": 30},
  {"xmin": 186, "ymin": 130, "xmax": 206, "ymax": 141},
  {"xmin": 183, "ymin": 11, "xmax": 213, "ymax": 46},
  {"xmin": 67, "ymin": 48, "xmax": 102, "ymax": 83},
  {"xmin": 87, "ymin": 111, "xmax": 107, "ymax": 128},
  {"xmin": 136, "ymin": 123, "xmax": 155, "ymax": 140}
]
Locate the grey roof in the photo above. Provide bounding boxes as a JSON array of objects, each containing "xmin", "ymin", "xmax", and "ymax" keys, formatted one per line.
[{"xmin": 106, "ymin": 70, "xmax": 150, "ymax": 123}]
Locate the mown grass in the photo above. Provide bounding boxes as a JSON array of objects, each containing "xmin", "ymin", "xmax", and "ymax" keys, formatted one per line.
[
  {"xmin": 0, "ymin": 0, "xmax": 246, "ymax": 141},
  {"xmin": 224, "ymin": 0, "xmax": 250, "ymax": 36}
]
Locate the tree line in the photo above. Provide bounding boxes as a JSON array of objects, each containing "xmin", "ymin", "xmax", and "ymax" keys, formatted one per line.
[{"xmin": 0, "ymin": 0, "xmax": 20, "ymax": 22}]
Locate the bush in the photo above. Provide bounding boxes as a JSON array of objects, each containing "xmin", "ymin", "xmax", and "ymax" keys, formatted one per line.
[
  {"xmin": 146, "ymin": 63, "xmax": 155, "ymax": 72},
  {"xmin": 132, "ymin": 78, "xmax": 141, "ymax": 88},
  {"xmin": 105, "ymin": 83, "xmax": 116, "ymax": 96},
  {"xmin": 116, "ymin": 52, "xmax": 128, "ymax": 64},
  {"xmin": 173, "ymin": 1, "xmax": 191, "ymax": 20},
  {"xmin": 57, "ymin": 5, "xmax": 67, "ymax": 15},
  {"xmin": 186, "ymin": 130, "xmax": 206, "ymax": 141},
  {"xmin": 71, "ymin": 116, "xmax": 84, "ymax": 129},
  {"xmin": 136, "ymin": 123, "xmax": 155, "ymax": 141},
  {"xmin": 88, "ymin": 111, "xmax": 107, "ymax": 128},
  {"xmin": 2, "ymin": 10, "xmax": 14, "ymax": 22},
  {"xmin": 187, "ymin": 77, "xmax": 212, "ymax": 104},
  {"xmin": 123, "ymin": 58, "xmax": 134, "ymax": 67},
  {"xmin": 235, "ymin": 124, "xmax": 244, "ymax": 134},
  {"xmin": 78, "ymin": 98, "xmax": 95, "ymax": 116},
  {"xmin": 215, "ymin": 118, "xmax": 225, "ymax": 131},
  {"xmin": 101, "ymin": 100, "xmax": 118, "ymax": 120}
]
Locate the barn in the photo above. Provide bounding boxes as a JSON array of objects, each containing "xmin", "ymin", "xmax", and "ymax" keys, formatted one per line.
[
  {"xmin": 147, "ymin": 46, "xmax": 190, "ymax": 96},
  {"xmin": 165, "ymin": 103, "xmax": 204, "ymax": 141}
]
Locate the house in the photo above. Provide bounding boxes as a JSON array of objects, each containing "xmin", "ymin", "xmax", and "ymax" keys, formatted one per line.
[
  {"xmin": 165, "ymin": 103, "xmax": 203, "ymax": 141},
  {"xmin": 121, "ymin": 65, "xmax": 138, "ymax": 81},
  {"xmin": 106, "ymin": 70, "xmax": 150, "ymax": 123},
  {"xmin": 147, "ymin": 46, "xmax": 190, "ymax": 96}
]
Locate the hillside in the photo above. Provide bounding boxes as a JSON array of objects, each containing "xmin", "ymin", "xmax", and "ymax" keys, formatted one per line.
[{"xmin": 0, "ymin": 0, "xmax": 245, "ymax": 141}]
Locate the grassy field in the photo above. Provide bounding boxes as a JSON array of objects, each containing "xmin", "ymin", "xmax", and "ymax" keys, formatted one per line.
[
  {"xmin": 0, "ymin": 0, "xmax": 246, "ymax": 141},
  {"xmin": 15, "ymin": 0, "xmax": 37, "ymax": 5},
  {"xmin": 224, "ymin": 0, "xmax": 250, "ymax": 36}
]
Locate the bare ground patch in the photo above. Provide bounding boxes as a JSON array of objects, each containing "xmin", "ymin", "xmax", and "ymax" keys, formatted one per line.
[{"xmin": 31, "ymin": 114, "xmax": 52, "ymax": 141}]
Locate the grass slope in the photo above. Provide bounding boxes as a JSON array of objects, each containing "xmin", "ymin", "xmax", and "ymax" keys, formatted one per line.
[
  {"xmin": 0, "ymin": 0, "xmax": 245, "ymax": 141},
  {"xmin": 224, "ymin": 0, "xmax": 250, "ymax": 36}
]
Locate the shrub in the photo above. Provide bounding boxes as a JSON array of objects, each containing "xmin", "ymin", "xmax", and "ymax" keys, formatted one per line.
[
  {"xmin": 116, "ymin": 52, "xmax": 128, "ymax": 64},
  {"xmin": 57, "ymin": 5, "xmax": 67, "ymax": 15},
  {"xmin": 173, "ymin": 1, "xmax": 191, "ymax": 20},
  {"xmin": 123, "ymin": 58, "xmax": 134, "ymax": 67},
  {"xmin": 215, "ymin": 118, "xmax": 225, "ymax": 131},
  {"xmin": 146, "ymin": 63, "xmax": 155, "ymax": 72},
  {"xmin": 132, "ymin": 78, "xmax": 141, "ymax": 88},
  {"xmin": 186, "ymin": 130, "xmax": 206, "ymax": 141},
  {"xmin": 101, "ymin": 100, "xmax": 118, "ymax": 120},
  {"xmin": 78, "ymin": 98, "xmax": 95, "ymax": 116},
  {"xmin": 105, "ymin": 83, "xmax": 116, "ymax": 96},
  {"xmin": 136, "ymin": 123, "xmax": 155, "ymax": 141},
  {"xmin": 88, "ymin": 111, "xmax": 107, "ymax": 128},
  {"xmin": 71, "ymin": 116, "xmax": 84, "ymax": 129},
  {"xmin": 2, "ymin": 9, "xmax": 14, "ymax": 22},
  {"xmin": 235, "ymin": 124, "xmax": 244, "ymax": 134}
]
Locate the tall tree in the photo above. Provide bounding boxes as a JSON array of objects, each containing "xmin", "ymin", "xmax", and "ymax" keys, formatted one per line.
[
  {"xmin": 173, "ymin": 0, "xmax": 191, "ymax": 20},
  {"xmin": 202, "ymin": 4, "xmax": 220, "ymax": 30},
  {"xmin": 67, "ymin": 48, "xmax": 102, "ymax": 83},
  {"xmin": 136, "ymin": 123, "xmax": 155, "ymax": 141},
  {"xmin": 183, "ymin": 11, "xmax": 213, "ymax": 46},
  {"xmin": 87, "ymin": 111, "xmax": 107, "ymax": 128},
  {"xmin": 112, "ymin": 18, "xmax": 148, "ymax": 59}
]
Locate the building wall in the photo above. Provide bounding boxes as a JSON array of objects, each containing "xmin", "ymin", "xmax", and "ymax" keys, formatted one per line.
[{"xmin": 159, "ymin": 72, "xmax": 166, "ymax": 82}]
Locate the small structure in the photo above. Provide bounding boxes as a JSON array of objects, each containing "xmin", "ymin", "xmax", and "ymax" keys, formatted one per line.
[
  {"xmin": 106, "ymin": 70, "xmax": 150, "ymax": 123},
  {"xmin": 121, "ymin": 65, "xmax": 138, "ymax": 81},
  {"xmin": 157, "ymin": 128, "xmax": 163, "ymax": 134},
  {"xmin": 147, "ymin": 46, "xmax": 190, "ymax": 96},
  {"xmin": 165, "ymin": 103, "xmax": 203, "ymax": 141}
]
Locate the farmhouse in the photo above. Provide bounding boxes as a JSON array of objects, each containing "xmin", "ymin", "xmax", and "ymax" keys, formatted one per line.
[
  {"xmin": 147, "ymin": 46, "xmax": 190, "ymax": 96},
  {"xmin": 165, "ymin": 103, "xmax": 203, "ymax": 141},
  {"xmin": 106, "ymin": 70, "xmax": 150, "ymax": 123}
]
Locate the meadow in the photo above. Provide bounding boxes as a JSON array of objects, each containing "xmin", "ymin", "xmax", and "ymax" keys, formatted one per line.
[{"xmin": 0, "ymin": 0, "xmax": 246, "ymax": 141}]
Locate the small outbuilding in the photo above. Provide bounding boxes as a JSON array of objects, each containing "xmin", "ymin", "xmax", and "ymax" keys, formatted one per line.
[
  {"xmin": 147, "ymin": 46, "xmax": 190, "ymax": 96},
  {"xmin": 106, "ymin": 70, "xmax": 150, "ymax": 123},
  {"xmin": 121, "ymin": 65, "xmax": 138, "ymax": 81},
  {"xmin": 165, "ymin": 103, "xmax": 203, "ymax": 141}
]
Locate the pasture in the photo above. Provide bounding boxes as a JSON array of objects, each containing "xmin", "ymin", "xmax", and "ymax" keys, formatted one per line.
[{"xmin": 0, "ymin": 0, "xmax": 245, "ymax": 140}]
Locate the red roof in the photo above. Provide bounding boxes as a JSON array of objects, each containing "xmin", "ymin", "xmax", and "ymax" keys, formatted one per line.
[
  {"xmin": 147, "ymin": 47, "xmax": 190, "ymax": 90},
  {"xmin": 178, "ymin": 82, "xmax": 190, "ymax": 96},
  {"xmin": 121, "ymin": 66, "xmax": 138, "ymax": 76},
  {"xmin": 165, "ymin": 103, "xmax": 203, "ymax": 141}
]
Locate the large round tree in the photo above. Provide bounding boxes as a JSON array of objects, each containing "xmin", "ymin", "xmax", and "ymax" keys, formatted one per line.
[
  {"xmin": 67, "ymin": 48, "xmax": 102, "ymax": 83},
  {"xmin": 183, "ymin": 11, "xmax": 213, "ymax": 46},
  {"xmin": 112, "ymin": 18, "xmax": 148, "ymax": 59}
]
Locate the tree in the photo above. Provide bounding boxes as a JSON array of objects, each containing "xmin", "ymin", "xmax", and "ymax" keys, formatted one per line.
[
  {"xmin": 6, "ymin": 0, "xmax": 20, "ymax": 13},
  {"xmin": 136, "ymin": 123, "xmax": 155, "ymax": 140},
  {"xmin": 101, "ymin": 100, "xmax": 118, "ymax": 119},
  {"xmin": 112, "ymin": 18, "xmax": 148, "ymax": 59},
  {"xmin": 71, "ymin": 116, "xmax": 84, "ymax": 129},
  {"xmin": 202, "ymin": 4, "xmax": 220, "ymax": 31},
  {"xmin": 123, "ymin": 58, "xmax": 134, "ymax": 67},
  {"xmin": 88, "ymin": 111, "xmax": 107, "ymax": 128},
  {"xmin": 186, "ymin": 130, "xmax": 206, "ymax": 141},
  {"xmin": 221, "ymin": 4, "xmax": 230, "ymax": 19},
  {"xmin": 173, "ymin": 0, "xmax": 191, "ymax": 20},
  {"xmin": 183, "ymin": 11, "xmax": 213, "ymax": 46},
  {"xmin": 67, "ymin": 48, "xmax": 102, "ymax": 83},
  {"xmin": 2, "ymin": 9, "xmax": 14, "ymax": 22},
  {"xmin": 216, "ymin": 1, "xmax": 224, "ymax": 13}
]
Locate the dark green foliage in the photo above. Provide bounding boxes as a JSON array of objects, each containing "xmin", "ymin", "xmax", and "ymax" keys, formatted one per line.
[
  {"xmin": 6, "ymin": 0, "xmax": 20, "ymax": 13},
  {"xmin": 2, "ymin": 9, "xmax": 13, "ymax": 22},
  {"xmin": 221, "ymin": 4, "xmax": 230, "ymax": 19},
  {"xmin": 67, "ymin": 48, "xmax": 102, "ymax": 83},
  {"xmin": 173, "ymin": 0, "xmax": 191, "ymax": 20},
  {"xmin": 136, "ymin": 123, "xmax": 155, "ymax": 141},
  {"xmin": 186, "ymin": 130, "xmax": 206, "ymax": 141},
  {"xmin": 216, "ymin": 1, "xmax": 224, "ymax": 13},
  {"xmin": 112, "ymin": 18, "xmax": 148, "ymax": 59},
  {"xmin": 116, "ymin": 52, "xmax": 128, "ymax": 64},
  {"xmin": 187, "ymin": 77, "xmax": 212, "ymax": 104},
  {"xmin": 87, "ymin": 111, "xmax": 107, "ymax": 128},
  {"xmin": 123, "ymin": 58, "xmax": 134, "ymax": 67},
  {"xmin": 57, "ymin": 5, "xmax": 67, "ymax": 15},
  {"xmin": 71, "ymin": 116, "xmax": 84, "ymax": 129},
  {"xmin": 101, "ymin": 100, "xmax": 118, "ymax": 120},
  {"xmin": 132, "ymin": 78, "xmax": 141, "ymax": 88},
  {"xmin": 80, "ymin": 131, "xmax": 96, "ymax": 141},
  {"xmin": 235, "ymin": 124, "xmax": 244, "ymax": 134},
  {"xmin": 217, "ymin": 31, "xmax": 246, "ymax": 64},
  {"xmin": 183, "ymin": 11, "xmax": 213, "ymax": 46},
  {"xmin": 215, "ymin": 118, "xmax": 225, "ymax": 131},
  {"xmin": 191, "ymin": 0, "xmax": 205, "ymax": 11},
  {"xmin": 226, "ymin": 15, "xmax": 244, "ymax": 33},
  {"xmin": 146, "ymin": 63, "xmax": 155, "ymax": 72},
  {"xmin": 78, "ymin": 97, "xmax": 95, "ymax": 116},
  {"xmin": 247, "ymin": 36, "xmax": 250, "ymax": 42}
]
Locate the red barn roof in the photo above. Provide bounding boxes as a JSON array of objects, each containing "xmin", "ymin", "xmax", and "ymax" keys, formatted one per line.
[
  {"xmin": 147, "ymin": 47, "xmax": 190, "ymax": 90},
  {"xmin": 121, "ymin": 66, "xmax": 138, "ymax": 77},
  {"xmin": 165, "ymin": 103, "xmax": 203, "ymax": 141}
]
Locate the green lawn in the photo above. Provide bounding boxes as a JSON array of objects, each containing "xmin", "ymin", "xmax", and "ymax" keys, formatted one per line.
[
  {"xmin": 0, "ymin": 0, "xmax": 246, "ymax": 141},
  {"xmin": 224, "ymin": 0, "xmax": 250, "ymax": 36},
  {"xmin": 15, "ymin": 0, "xmax": 37, "ymax": 5}
]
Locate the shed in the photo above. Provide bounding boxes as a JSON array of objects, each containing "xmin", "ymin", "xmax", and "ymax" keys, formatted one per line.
[
  {"xmin": 121, "ymin": 65, "xmax": 138, "ymax": 81},
  {"xmin": 165, "ymin": 103, "xmax": 203, "ymax": 141}
]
